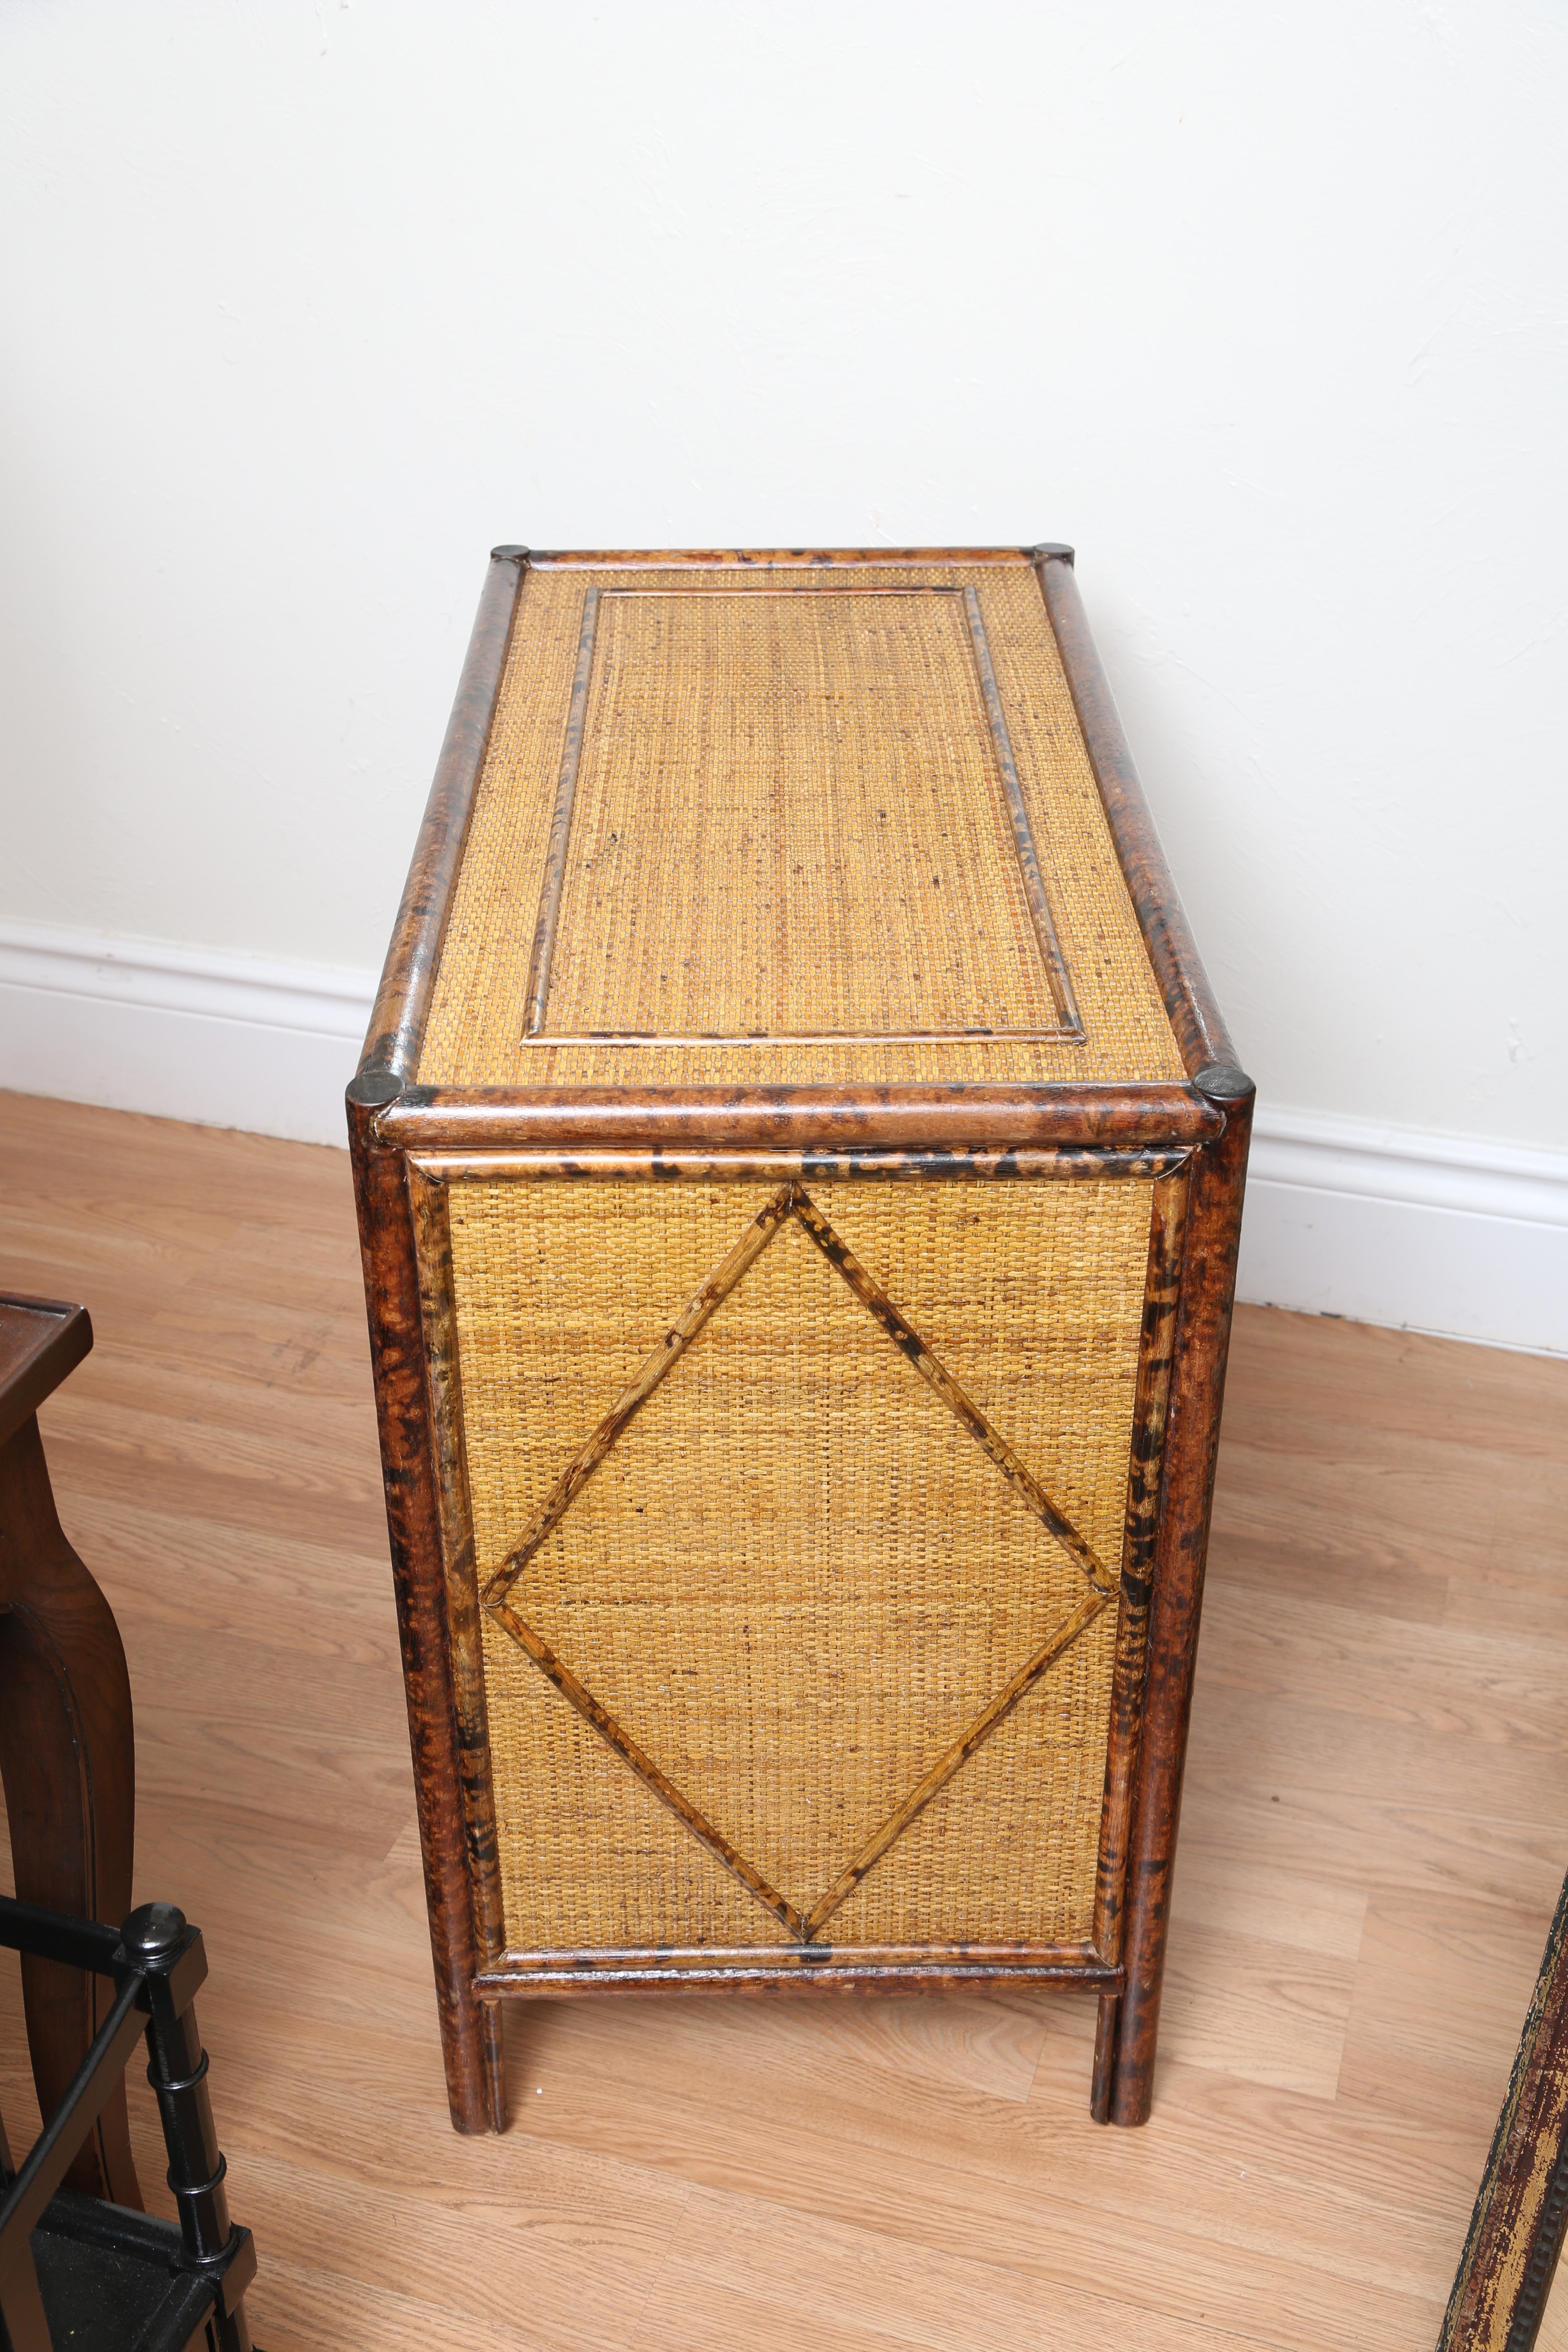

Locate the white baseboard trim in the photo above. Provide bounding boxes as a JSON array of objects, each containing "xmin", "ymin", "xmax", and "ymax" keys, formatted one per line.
[
  {"xmin": 1241, "ymin": 1110, "xmax": 1567, "ymax": 1357},
  {"xmin": 3, "ymin": 919, "xmax": 1564, "ymax": 1354},
  {"xmin": 0, "ymin": 919, "xmax": 373, "ymax": 1150}
]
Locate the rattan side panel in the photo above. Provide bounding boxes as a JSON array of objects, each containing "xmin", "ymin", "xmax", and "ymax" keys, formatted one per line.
[
  {"xmin": 418, "ymin": 562, "xmax": 1185, "ymax": 1089},
  {"xmin": 482, "ymin": 1645, "xmax": 787, "ymax": 1949},
  {"xmin": 830, "ymin": 1619, "xmax": 1118, "ymax": 1945},
  {"xmin": 445, "ymin": 1177, "xmax": 1152, "ymax": 1955}
]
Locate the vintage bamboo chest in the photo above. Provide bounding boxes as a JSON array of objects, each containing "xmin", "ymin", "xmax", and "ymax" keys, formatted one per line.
[{"xmin": 349, "ymin": 543, "xmax": 1252, "ymax": 2134}]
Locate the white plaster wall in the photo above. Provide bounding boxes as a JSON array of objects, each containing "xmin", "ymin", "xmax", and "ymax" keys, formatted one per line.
[{"xmin": 2, "ymin": 0, "xmax": 1565, "ymax": 1149}]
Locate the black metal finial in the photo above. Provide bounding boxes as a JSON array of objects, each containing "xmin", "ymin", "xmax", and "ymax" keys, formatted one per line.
[
  {"xmin": 1193, "ymin": 1060, "xmax": 1254, "ymax": 1102},
  {"xmin": 120, "ymin": 1902, "xmax": 187, "ymax": 1957},
  {"xmin": 490, "ymin": 544, "xmax": 531, "ymax": 562},
  {"xmin": 1029, "ymin": 542, "xmax": 1075, "ymax": 565},
  {"xmin": 345, "ymin": 1064, "xmax": 405, "ymax": 1109}
]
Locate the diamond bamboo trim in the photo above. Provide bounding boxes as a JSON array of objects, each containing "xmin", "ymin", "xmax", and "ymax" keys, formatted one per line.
[
  {"xmin": 789, "ymin": 1192, "xmax": 1114, "ymax": 1596},
  {"xmin": 483, "ymin": 1595, "xmax": 812, "ymax": 1940},
  {"xmin": 484, "ymin": 1184, "xmax": 797, "ymax": 1590},
  {"xmin": 480, "ymin": 1183, "xmax": 1117, "ymax": 1938}
]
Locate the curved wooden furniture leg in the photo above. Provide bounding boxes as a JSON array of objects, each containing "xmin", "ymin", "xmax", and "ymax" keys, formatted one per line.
[{"xmin": 0, "ymin": 1412, "xmax": 141, "ymax": 2207}]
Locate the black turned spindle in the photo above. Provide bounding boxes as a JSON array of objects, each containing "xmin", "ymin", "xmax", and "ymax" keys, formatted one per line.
[{"xmin": 120, "ymin": 1904, "xmax": 253, "ymax": 2352}]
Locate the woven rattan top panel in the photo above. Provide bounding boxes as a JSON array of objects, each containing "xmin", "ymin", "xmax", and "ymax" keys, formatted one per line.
[{"xmin": 419, "ymin": 554, "xmax": 1185, "ymax": 1089}]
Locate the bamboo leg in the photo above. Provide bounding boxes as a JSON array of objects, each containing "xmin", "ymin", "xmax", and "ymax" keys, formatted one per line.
[
  {"xmin": 350, "ymin": 1085, "xmax": 501, "ymax": 2134},
  {"xmin": 1110, "ymin": 1076, "xmax": 1252, "ymax": 2126}
]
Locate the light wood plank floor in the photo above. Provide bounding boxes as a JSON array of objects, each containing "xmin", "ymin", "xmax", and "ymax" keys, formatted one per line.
[{"xmin": 2, "ymin": 1089, "xmax": 1565, "ymax": 2350}]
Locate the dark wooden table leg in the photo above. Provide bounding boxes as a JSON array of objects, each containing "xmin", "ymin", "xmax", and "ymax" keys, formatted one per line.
[{"xmin": 0, "ymin": 1411, "xmax": 141, "ymax": 2207}]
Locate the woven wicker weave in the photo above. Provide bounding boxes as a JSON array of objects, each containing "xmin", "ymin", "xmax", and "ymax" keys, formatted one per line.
[
  {"xmin": 448, "ymin": 1176, "xmax": 1150, "ymax": 1954},
  {"xmin": 419, "ymin": 562, "xmax": 1184, "ymax": 1089},
  {"xmin": 548, "ymin": 589, "xmax": 1060, "ymax": 1041}
]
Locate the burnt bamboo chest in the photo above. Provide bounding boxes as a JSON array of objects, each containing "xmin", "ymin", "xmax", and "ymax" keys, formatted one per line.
[{"xmin": 348, "ymin": 543, "xmax": 1252, "ymax": 2134}]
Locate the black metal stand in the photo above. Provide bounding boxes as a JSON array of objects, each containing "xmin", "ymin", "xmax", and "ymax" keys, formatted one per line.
[{"xmin": 0, "ymin": 1897, "xmax": 259, "ymax": 2352}]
